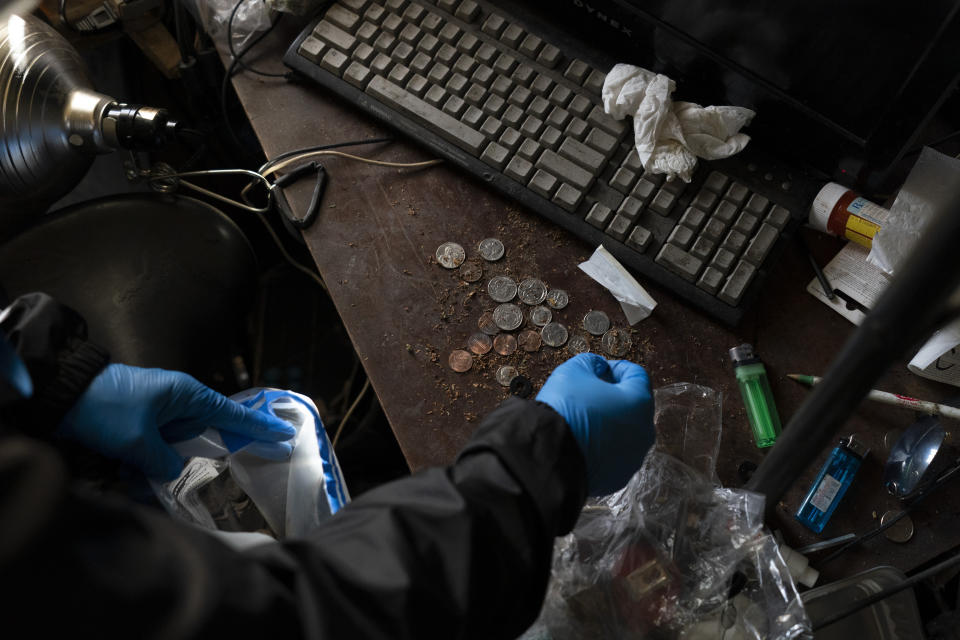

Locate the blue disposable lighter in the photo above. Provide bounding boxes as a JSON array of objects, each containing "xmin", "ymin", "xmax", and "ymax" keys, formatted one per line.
[{"xmin": 795, "ymin": 435, "xmax": 869, "ymax": 533}]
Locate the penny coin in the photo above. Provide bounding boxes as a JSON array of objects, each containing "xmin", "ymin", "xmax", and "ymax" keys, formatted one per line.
[
  {"xmin": 487, "ymin": 276, "xmax": 518, "ymax": 303},
  {"xmin": 496, "ymin": 365, "xmax": 518, "ymax": 387},
  {"xmin": 529, "ymin": 305, "xmax": 553, "ymax": 327},
  {"xmin": 518, "ymin": 329, "xmax": 541, "ymax": 352},
  {"xmin": 478, "ymin": 237, "xmax": 505, "ymax": 261},
  {"xmin": 436, "ymin": 242, "xmax": 465, "ymax": 269},
  {"xmin": 467, "ymin": 332, "xmax": 493, "ymax": 355},
  {"xmin": 518, "ymin": 278, "xmax": 548, "ymax": 305},
  {"xmin": 493, "ymin": 333, "xmax": 518, "ymax": 356},
  {"xmin": 567, "ymin": 334, "xmax": 590, "ymax": 355},
  {"xmin": 493, "ymin": 303, "xmax": 524, "ymax": 331},
  {"xmin": 546, "ymin": 289, "xmax": 569, "ymax": 309},
  {"xmin": 448, "ymin": 349, "xmax": 473, "ymax": 372},
  {"xmin": 541, "ymin": 322, "xmax": 569, "ymax": 347},
  {"xmin": 601, "ymin": 328, "xmax": 632, "ymax": 357},
  {"xmin": 478, "ymin": 312, "xmax": 499, "ymax": 336},
  {"xmin": 459, "ymin": 258, "xmax": 483, "ymax": 282},
  {"xmin": 583, "ymin": 310, "xmax": 611, "ymax": 336},
  {"xmin": 881, "ymin": 511, "xmax": 915, "ymax": 543}
]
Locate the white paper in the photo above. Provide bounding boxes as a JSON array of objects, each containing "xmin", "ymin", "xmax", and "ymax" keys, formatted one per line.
[{"xmin": 578, "ymin": 245, "xmax": 657, "ymax": 324}]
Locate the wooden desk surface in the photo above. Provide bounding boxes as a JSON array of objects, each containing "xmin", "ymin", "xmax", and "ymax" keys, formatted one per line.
[{"xmin": 227, "ymin": 22, "xmax": 960, "ymax": 582}]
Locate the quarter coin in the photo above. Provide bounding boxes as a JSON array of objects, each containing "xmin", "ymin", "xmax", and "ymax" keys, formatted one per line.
[
  {"xmin": 496, "ymin": 365, "xmax": 518, "ymax": 387},
  {"xmin": 546, "ymin": 289, "xmax": 569, "ymax": 309},
  {"xmin": 493, "ymin": 303, "xmax": 524, "ymax": 331},
  {"xmin": 448, "ymin": 349, "xmax": 473, "ymax": 372},
  {"xmin": 541, "ymin": 322, "xmax": 569, "ymax": 347},
  {"xmin": 487, "ymin": 276, "xmax": 518, "ymax": 303},
  {"xmin": 436, "ymin": 242, "xmax": 465, "ymax": 269},
  {"xmin": 478, "ymin": 238, "xmax": 505, "ymax": 261},
  {"xmin": 467, "ymin": 333, "xmax": 493, "ymax": 355},
  {"xmin": 518, "ymin": 278, "xmax": 548, "ymax": 305},
  {"xmin": 518, "ymin": 329, "xmax": 541, "ymax": 352},
  {"xmin": 601, "ymin": 328, "xmax": 632, "ymax": 357},
  {"xmin": 881, "ymin": 511, "xmax": 915, "ymax": 543},
  {"xmin": 493, "ymin": 333, "xmax": 518, "ymax": 356},
  {"xmin": 478, "ymin": 312, "xmax": 499, "ymax": 335},
  {"xmin": 459, "ymin": 258, "xmax": 483, "ymax": 282},
  {"xmin": 583, "ymin": 310, "xmax": 611, "ymax": 336},
  {"xmin": 529, "ymin": 305, "xmax": 553, "ymax": 327},
  {"xmin": 567, "ymin": 334, "xmax": 590, "ymax": 355}
]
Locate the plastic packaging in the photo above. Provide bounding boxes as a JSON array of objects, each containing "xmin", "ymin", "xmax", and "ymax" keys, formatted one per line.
[
  {"xmin": 809, "ymin": 182, "xmax": 891, "ymax": 248},
  {"xmin": 730, "ymin": 345, "xmax": 782, "ymax": 448},
  {"xmin": 521, "ymin": 383, "xmax": 810, "ymax": 640},
  {"xmin": 188, "ymin": 0, "xmax": 273, "ymax": 52},
  {"xmin": 151, "ymin": 388, "xmax": 349, "ymax": 539},
  {"xmin": 795, "ymin": 435, "xmax": 868, "ymax": 534}
]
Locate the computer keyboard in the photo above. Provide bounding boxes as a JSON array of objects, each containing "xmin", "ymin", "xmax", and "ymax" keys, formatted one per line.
[{"xmin": 283, "ymin": 0, "xmax": 817, "ymax": 325}]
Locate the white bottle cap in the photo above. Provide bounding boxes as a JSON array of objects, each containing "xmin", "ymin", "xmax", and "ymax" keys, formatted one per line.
[{"xmin": 809, "ymin": 182, "xmax": 850, "ymax": 233}]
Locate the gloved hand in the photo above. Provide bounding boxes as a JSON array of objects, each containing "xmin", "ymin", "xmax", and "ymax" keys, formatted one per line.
[
  {"xmin": 537, "ymin": 353, "xmax": 655, "ymax": 496},
  {"xmin": 58, "ymin": 364, "xmax": 297, "ymax": 480}
]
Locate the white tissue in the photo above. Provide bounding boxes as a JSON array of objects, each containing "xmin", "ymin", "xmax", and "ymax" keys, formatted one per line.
[
  {"xmin": 602, "ymin": 64, "xmax": 755, "ymax": 182},
  {"xmin": 578, "ymin": 245, "xmax": 657, "ymax": 324}
]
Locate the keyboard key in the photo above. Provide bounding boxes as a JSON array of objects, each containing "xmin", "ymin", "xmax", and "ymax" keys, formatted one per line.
[
  {"xmin": 679, "ymin": 206, "xmax": 707, "ymax": 231},
  {"xmin": 585, "ymin": 128, "xmax": 618, "ymax": 156},
  {"xmin": 606, "ymin": 213, "xmax": 632, "ymax": 241},
  {"xmin": 427, "ymin": 63, "xmax": 451, "ymax": 85},
  {"xmin": 723, "ymin": 181, "xmax": 749, "ymax": 205},
  {"xmin": 393, "ymin": 41, "xmax": 415, "ymax": 63},
  {"xmin": 507, "ymin": 85, "xmax": 532, "ymax": 107},
  {"xmin": 631, "ymin": 178, "xmax": 657, "ymax": 202},
  {"xmin": 713, "ymin": 200, "xmax": 738, "ymax": 224},
  {"xmin": 766, "ymin": 205, "xmax": 791, "ymax": 229},
  {"xmin": 482, "ymin": 94, "xmax": 506, "ymax": 116},
  {"xmin": 661, "ymin": 178, "xmax": 686, "ymax": 195},
  {"xmin": 719, "ymin": 261, "xmax": 757, "ymax": 305},
  {"xmin": 697, "ymin": 267, "xmax": 725, "ymax": 295},
  {"xmin": 648, "ymin": 188, "xmax": 677, "ymax": 215},
  {"xmin": 388, "ymin": 62, "xmax": 412, "ymax": 85},
  {"xmin": 464, "ymin": 84, "xmax": 485, "ymax": 106},
  {"xmin": 732, "ymin": 211, "xmax": 760, "ymax": 236},
  {"xmin": 744, "ymin": 223, "xmax": 778, "ymax": 265},
  {"xmin": 344, "ymin": 61, "xmax": 371, "ymax": 88},
  {"xmin": 565, "ymin": 59, "xmax": 590, "ymax": 83},
  {"xmin": 558, "ymin": 138, "xmax": 604, "ymax": 172},
  {"xmin": 481, "ymin": 141, "xmax": 510, "ymax": 169},
  {"xmin": 298, "ymin": 36, "xmax": 326, "ymax": 63},
  {"xmin": 529, "ymin": 96, "xmax": 551, "ymax": 119},
  {"xmin": 480, "ymin": 116, "xmax": 503, "ymax": 138},
  {"xmin": 442, "ymin": 94, "xmax": 466, "ymax": 116},
  {"xmin": 584, "ymin": 69, "xmax": 606, "ymax": 96},
  {"xmin": 326, "ymin": 5, "xmax": 360, "ymax": 31},
  {"xmin": 721, "ymin": 229, "xmax": 748, "ymax": 255},
  {"xmin": 482, "ymin": 13, "xmax": 506, "ymax": 37},
  {"xmin": 381, "ymin": 13, "xmax": 403, "ymax": 34},
  {"xmin": 528, "ymin": 169, "xmax": 559, "ymax": 198},
  {"xmin": 373, "ymin": 32, "xmax": 395, "ymax": 53},
  {"xmin": 501, "ymin": 23, "xmax": 525, "ymax": 48},
  {"xmin": 462, "ymin": 105, "xmax": 484, "ymax": 127},
  {"xmin": 520, "ymin": 115, "xmax": 544, "ymax": 138},
  {"xmin": 567, "ymin": 94, "xmax": 592, "ymax": 118},
  {"xmin": 622, "ymin": 149, "xmax": 643, "ymax": 172},
  {"xmin": 538, "ymin": 44, "xmax": 562, "ymax": 69},
  {"xmin": 417, "ymin": 33, "xmax": 441, "ymax": 55},
  {"xmin": 505, "ymin": 155, "xmax": 534, "ymax": 183},
  {"xmin": 457, "ymin": 32, "xmax": 480, "ymax": 54},
  {"xmin": 340, "ymin": 0, "xmax": 367, "ymax": 11},
  {"xmin": 499, "ymin": 127, "xmax": 522, "ymax": 151},
  {"xmin": 536, "ymin": 149, "xmax": 594, "ymax": 191},
  {"xmin": 546, "ymin": 106, "xmax": 571, "ymax": 130},
  {"xmin": 609, "ymin": 168, "xmax": 636, "ymax": 194},
  {"xmin": 446, "ymin": 72, "xmax": 469, "ymax": 96},
  {"xmin": 384, "ymin": 0, "xmax": 405, "ymax": 12},
  {"xmin": 541, "ymin": 126, "xmax": 562, "ymax": 150},
  {"xmin": 438, "ymin": 0, "xmax": 457, "ymax": 10},
  {"xmin": 476, "ymin": 42, "xmax": 498, "ymax": 65},
  {"xmin": 512, "ymin": 64, "xmax": 536, "ymax": 86},
  {"xmin": 363, "ymin": 4, "xmax": 385, "ymax": 23},
  {"xmin": 493, "ymin": 53, "xmax": 517, "ymax": 76},
  {"xmin": 564, "ymin": 117, "xmax": 589, "ymax": 140},
  {"xmin": 356, "ymin": 22, "xmax": 378, "ymax": 44},
  {"xmin": 691, "ymin": 189, "xmax": 718, "ymax": 211},
  {"xmin": 502, "ymin": 104, "xmax": 524, "ymax": 128},
  {"xmin": 656, "ymin": 244, "xmax": 703, "ymax": 282},
  {"xmin": 702, "ymin": 171, "xmax": 730, "ymax": 194},
  {"xmin": 438, "ymin": 22, "xmax": 461, "ymax": 43},
  {"xmin": 370, "ymin": 53, "xmax": 393, "ymax": 76},
  {"xmin": 585, "ymin": 203, "xmax": 613, "ymax": 229},
  {"xmin": 519, "ymin": 34, "xmax": 544, "ymax": 58},
  {"xmin": 617, "ymin": 196, "xmax": 644, "ymax": 221},
  {"xmin": 587, "ymin": 105, "xmax": 625, "ymax": 137},
  {"xmin": 701, "ymin": 217, "xmax": 728, "ymax": 241},
  {"xmin": 321, "ymin": 49, "xmax": 350, "ymax": 75},
  {"xmin": 409, "ymin": 52, "xmax": 431, "ymax": 75},
  {"xmin": 490, "ymin": 75, "xmax": 513, "ymax": 98},
  {"xmin": 424, "ymin": 84, "xmax": 446, "ymax": 107},
  {"xmin": 471, "ymin": 64, "xmax": 494, "ymax": 86},
  {"xmin": 710, "ymin": 247, "xmax": 736, "ymax": 274},
  {"xmin": 744, "ymin": 193, "xmax": 770, "ymax": 216},
  {"xmin": 689, "ymin": 236, "xmax": 716, "ymax": 262},
  {"xmin": 402, "ymin": 4, "xmax": 425, "ymax": 22},
  {"xmin": 454, "ymin": 0, "xmax": 479, "ymax": 22},
  {"xmin": 668, "ymin": 225, "xmax": 694, "ymax": 250},
  {"xmin": 626, "ymin": 226, "xmax": 653, "ymax": 252},
  {"xmin": 553, "ymin": 183, "xmax": 583, "ymax": 211},
  {"xmin": 314, "ymin": 20, "xmax": 358, "ymax": 52},
  {"xmin": 517, "ymin": 139, "xmax": 540, "ymax": 161}
]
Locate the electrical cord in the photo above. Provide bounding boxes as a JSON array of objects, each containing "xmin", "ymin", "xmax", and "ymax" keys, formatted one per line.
[
  {"xmin": 146, "ymin": 167, "xmax": 273, "ymax": 212},
  {"xmin": 259, "ymin": 136, "xmax": 394, "ymax": 173},
  {"xmin": 262, "ymin": 150, "xmax": 443, "ymax": 178},
  {"xmin": 332, "ymin": 378, "xmax": 371, "ymax": 447}
]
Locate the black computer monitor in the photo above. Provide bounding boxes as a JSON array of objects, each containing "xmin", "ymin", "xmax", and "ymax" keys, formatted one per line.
[{"xmin": 536, "ymin": 0, "xmax": 960, "ymax": 193}]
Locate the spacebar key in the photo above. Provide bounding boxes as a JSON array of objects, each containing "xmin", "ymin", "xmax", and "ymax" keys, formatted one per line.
[{"xmin": 366, "ymin": 76, "xmax": 485, "ymax": 156}]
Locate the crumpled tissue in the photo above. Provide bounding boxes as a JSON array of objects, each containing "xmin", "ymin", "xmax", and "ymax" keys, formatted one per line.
[
  {"xmin": 602, "ymin": 64, "xmax": 755, "ymax": 182},
  {"xmin": 579, "ymin": 245, "xmax": 657, "ymax": 324}
]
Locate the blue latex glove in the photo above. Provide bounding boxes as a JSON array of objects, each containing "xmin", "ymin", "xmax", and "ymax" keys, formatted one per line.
[
  {"xmin": 58, "ymin": 364, "xmax": 297, "ymax": 481},
  {"xmin": 537, "ymin": 353, "xmax": 655, "ymax": 496}
]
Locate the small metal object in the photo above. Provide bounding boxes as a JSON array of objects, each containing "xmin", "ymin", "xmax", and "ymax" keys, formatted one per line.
[
  {"xmin": 493, "ymin": 303, "xmax": 524, "ymax": 330},
  {"xmin": 459, "ymin": 258, "xmax": 483, "ymax": 282},
  {"xmin": 436, "ymin": 242, "xmax": 466, "ymax": 268},
  {"xmin": 567, "ymin": 334, "xmax": 590, "ymax": 355},
  {"xmin": 478, "ymin": 237, "xmax": 505, "ymax": 261},
  {"xmin": 518, "ymin": 278, "xmax": 548, "ymax": 305},
  {"xmin": 880, "ymin": 510, "xmax": 915, "ymax": 543},
  {"xmin": 467, "ymin": 332, "xmax": 492, "ymax": 355},
  {"xmin": 583, "ymin": 310, "xmax": 611, "ymax": 336},
  {"xmin": 884, "ymin": 416, "xmax": 945, "ymax": 498},
  {"xmin": 496, "ymin": 365, "xmax": 518, "ymax": 387},
  {"xmin": 487, "ymin": 275, "xmax": 518, "ymax": 302},
  {"xmin": 448, "ymin": 349, "xmax": 473, "ymax": 372},
  {"xmin": 493, "ymin": 333, "xmax": 518, "ymax": 355},
  {"xmin": 529, "ymin": 305, "xmax": 553, "ymax": 327},
  {"xmin": 796, "ymin": 533, "xmax": 857, "ymax": 554},
  {"xmin": 509, "ymin": 375, "xmax": 533, "ymax": 398},
  {"xmin": 518, "ymin": 329, "xmax": 541, "ymax": 352},
  {"xmin": 546, "ymin": 288, "xmax": 569, "ymax": 309},
  {"xmin": 541, "ymin": 322, "xmax": 569, "ymax": 347},
  {"xmin": 478, "ymin": 312, "xmax": 499, "ymax": 335},
  {"xmin": 601, "ymin": 328, "xmax": 632, "ymax": 356}
]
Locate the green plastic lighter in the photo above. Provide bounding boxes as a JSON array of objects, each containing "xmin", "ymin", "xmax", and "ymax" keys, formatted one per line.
[{"xmin": 729, "ymin": 344, "xmax": 782, "ymax": 448}]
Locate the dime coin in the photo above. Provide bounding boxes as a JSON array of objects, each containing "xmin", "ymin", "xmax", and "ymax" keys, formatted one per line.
[
  {"xmin": 436, "ymin": 242, "xmax": 465, "ymax": 269},
  {"xmin": 518, "ymin": 278, "xmax": 548, "ymax": 305},
  {"xmin": 487, "ymin": 276, "xmax": 518, "ymax": 302},
  {"xmin": 459, "ymin": 258, "xmax": 483, "ymax": 282},
  {"xmin": 493, "ymin": 303, "xmax": 524, "ymax": 331},
  {"xmin": 546, "ymin": 289, "xmax": 569, "ymax": 309},
  {"xmin": 478, "ymin": 311, "xmax": 499, "ymax": 335},
  {"xmin": 583, "ymin": 310, "xmax": 611, "ymax": 336},
  {"xmin": 467, "ymin": 332, "xmax": 493, "ymax": 355},
  {"xmin": 478, "ymin": 237, "xmax": 505, "ymax": 261},
  {"xmin": 529, "ymin": 305, "xmax": 553, "ymax": 327},
  {"xmin": 496, "ymin": 365, "xmax": 518, "ymax": 387},
  {"xmin": 881, "ymin": 511, "xmax": 914, "ymax": 543},
  {"xmin": 541, "ymin": 322, "xmax": 569, "ymax": 347},
  {"xmin": 493, "ymin": 333, "xmax": 518, "ymax": 356},
  {"xmin": 448, "ymin": 349, "xmax": 473, "ymax": 372},
  {"xmin": 601, "ymin": 328, "xmax": 632, "ymax": 357},
  {"xmin": 517, "ymin": 329, "xmax": 541, "ymax": 352},
  {"xmin": 567, "ymin": 334, "xmax": 590, "ymax": 355}
]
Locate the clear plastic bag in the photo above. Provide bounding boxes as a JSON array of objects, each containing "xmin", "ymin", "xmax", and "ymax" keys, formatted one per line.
[
  {"xmin": 151, "ymin": 388, "xmax": 349, "ymax": 540},
  {"xmin": 522, "ymin": 384, "xmax": 810, "ymax": 640}
]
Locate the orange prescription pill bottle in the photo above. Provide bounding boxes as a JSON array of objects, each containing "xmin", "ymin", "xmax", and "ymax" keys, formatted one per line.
[{"xmin": 809, "ymin": 182, "xmax": 891, "ymax": 249}]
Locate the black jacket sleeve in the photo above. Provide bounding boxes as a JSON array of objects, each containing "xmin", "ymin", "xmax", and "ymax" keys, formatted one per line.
[
  {"xmin": 1, "ymin": 397, "xmax": 587, "ymax": 639},
  {"xmin": 0, "ymin": 292, "xmax": 109, "ymax": 435}
]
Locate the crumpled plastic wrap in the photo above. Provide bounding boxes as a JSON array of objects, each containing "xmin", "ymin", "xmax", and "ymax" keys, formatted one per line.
[
  {"xmin": 522, "ymin": 383, "xmax": 809, "ymax": 640},
  {"xmin": 602, "ymin": 64, "xmax": 755, "ymax": 183}
]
